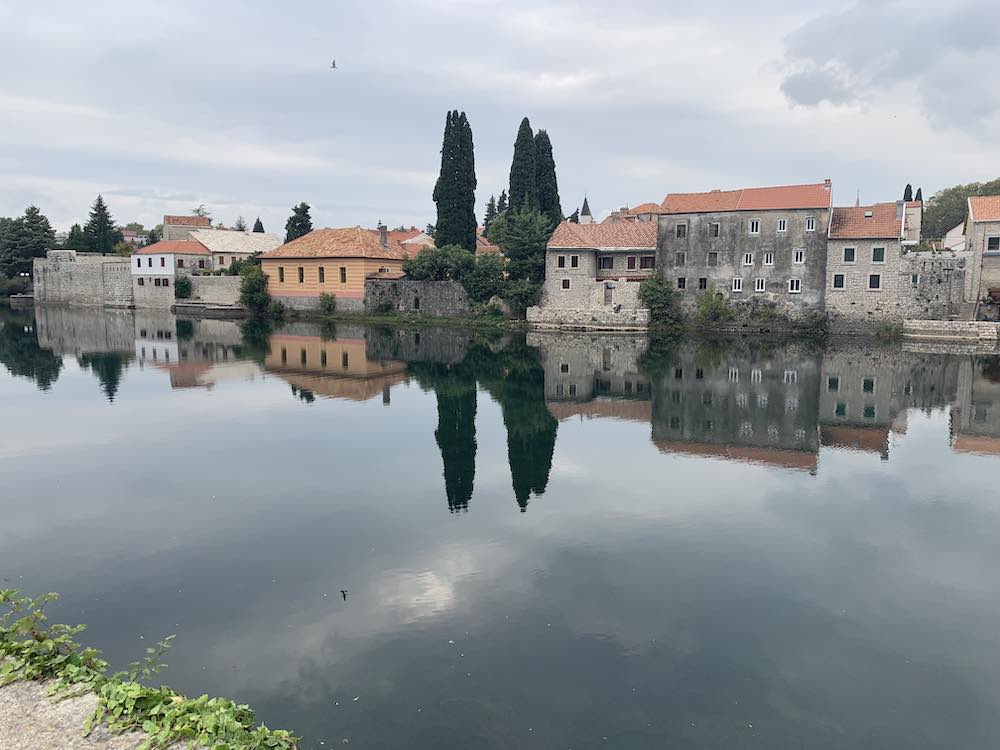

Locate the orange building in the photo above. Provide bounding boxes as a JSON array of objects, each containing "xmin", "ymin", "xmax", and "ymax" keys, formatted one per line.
[{"xmin": 260, "ymin": 226, "xmax": 424, "ymax": 311}]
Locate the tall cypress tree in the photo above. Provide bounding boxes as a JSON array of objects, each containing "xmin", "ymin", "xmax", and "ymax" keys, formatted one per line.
[
  {"xmin": 508, "ymin": 117, "xmax": 537, "ymax": 210},
  {"xmin": 252, "ymin": 217, "xmax": 265, "ymax": 233},
  {"xmin": 915, "ymin": 187, "xmax": 923, "ymax": 202},
  {"xmin": 432, "ymin": 110, "xmax": 477, "ymax": 251},
  {"xmin": 83, "ymin": 195, "xmax": 122, "ymax": 254},
  {"xmin": 903, "ymin": 184, "xmax": 913, "ymax": 202},
  {"xmin": 285, "ymin": 202, "xmax": 312, "ymax": 242},
  {"xmin": 534, "ymin": 129, "xmax": 562, "ymax": 231}
]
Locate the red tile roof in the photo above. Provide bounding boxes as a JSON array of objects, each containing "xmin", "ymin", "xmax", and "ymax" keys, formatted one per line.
[
  {"xmin": 653, "ymin": 440, "xmax": 818, "ymax": 472},
  {"xmin": 969, "ymin": 196, "xmax": 1000, "ymax": 222},
  {"xmin": 662, "ymin": 181, "xmax": 832, "ymax": 214},
  {"xmin": 828, "ymin": 203, "xmax": 903, "ymax": 239},
  {"xmin": 629, "ymin": 202, "xmax": 663, "ymax": 215},
  {"xmin": 135, "ymin": 239, "xmax": 210, "ymax": 256},
  {"xmin": 547, "ymin": 220, "xmax": 657, "ymax": 249},
  {"xmin": 261, "ymin": 227, "xmax": 413, "ymax": 260},
  {"xmin": 164, "ymin": 215, "xmax": 212, "ymax": 227}
]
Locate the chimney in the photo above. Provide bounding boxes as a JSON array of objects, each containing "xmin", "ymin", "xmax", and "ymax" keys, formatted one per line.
[
  {"xmin": 824, "ymin": 178, "xmax": 832, "ymax": 188},
  {"xmin": 378, "ymin": 221, "xmax": 388, "ymax": 248}
]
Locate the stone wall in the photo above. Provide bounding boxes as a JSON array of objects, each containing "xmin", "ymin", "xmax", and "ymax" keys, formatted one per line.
[
  {"xmin": 132, "ymin": 276, "xmax": 174, "ymax": 309},
  {"xmin": 34, "ymin": 305, "xmax": 136, "ymax": 355},
  {"xmin": 527, "ymin": 305, "xmax": 650, "ymax": 330},
  {"xmin": 364, "ymin": 279, "xmax": 471, "ymax": 317},
  {"xmin": 365, "ymin": 326, "xmax": 471, "ymax": 365},
  {"xmin": 273, "ymin": 294, "xmax": 363, "ymax": 312},
  {"xmin": 189, "ymin": 276, "xmax": 240, "ymax": 305},
  {"xmin": 33, "ymin": 252, "xmax": 134, "ymax": 308}
]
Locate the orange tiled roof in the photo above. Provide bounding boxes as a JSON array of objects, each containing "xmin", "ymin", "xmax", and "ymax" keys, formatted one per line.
[
  {"xmin": 828, "ymin": 203, "xmax": 903, "ymax": 239},
  {"xmin": 476, "ymin": 230, "xmax": 502, "ymax": 255},
  {"xmin": 261, "ymin": 227, "xmax": 413, "ymax": 261},
  {"xmin": 135, "ymin": 239, "xmax": 210, "ymax": 256},
  {"xmin": 820, "ymin": 425, "xmax": 889, "ymax": 454},
  {"xmin": 953, "ymin": 434, "xmax": 1000, "ymax": 455},
  {"xmin": 629, "ymin": 202, "xmax": 662, "ymax": 215},
  {"xmin": 661, "ymin": 181, "xmax": 832, "ymax": 214},
  {"xmin": 547, "ymin": 220, "xmax": 657, "ymax": 249},
  {"xmin": 547, "ymin": 398, "xmax": 652, "ymax": 423},
  {"xmin": 653, "ymin": 439, "xmax": 818, "ymax": 472},
  {"xmin": 164, "ymin": 215, "xmax": 212, "ymax": 227},
  {"xmin": 969, "ymin": 196, "xmax": 1000, "ymax": 222}
]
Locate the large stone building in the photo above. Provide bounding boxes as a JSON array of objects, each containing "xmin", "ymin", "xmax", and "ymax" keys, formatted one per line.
[
  {"xmin": 657, "ymin": 181, "xmax": 833, "ymax": 319},
  {"xmin": 162, "ymin": 214, "xmax": 212, "ymax": 241},
  {"xmin": 965, "ymin": 196, "xmax": 1000, "ymax": 309}
]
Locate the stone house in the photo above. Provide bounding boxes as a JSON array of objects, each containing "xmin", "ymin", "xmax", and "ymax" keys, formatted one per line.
[
  {"xmin": 657, "ymin": 181, "xmax": 833, "ymax": 319},
  {"xmin": 260, "ymin": 225, "xmax": 417, "ymax": 311},
  {"xmin": 162, "ymin": 215, "xmax": 212, "ymax": 241},
  {"xmin": 527, "ymin": 220, "xmax": 658, "ymax": 329},
  {"xmin": 187, "ymin": 228, "xmax": 283, "ymax": 271},
  {"xmin": 965, "ymin": 196, "xmax": 1000, "ymax": 307}
]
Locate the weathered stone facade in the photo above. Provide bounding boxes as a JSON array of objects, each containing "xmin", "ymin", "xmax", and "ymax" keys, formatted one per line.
[
  {"xmin": 189, "ymin": 276, "xmax": 240, "ymax": 305},
  {"xmin": 33, "ymin": 251, "xmax": 134, "ymax": 308},
  {"xmin": 363, "ymin": 278, "xmax": 471, "ymax": 317}
]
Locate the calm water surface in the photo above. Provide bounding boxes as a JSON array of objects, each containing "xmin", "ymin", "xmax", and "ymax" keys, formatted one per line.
[{"xmin": 4, "ymin": 304, "xmax": 1000, "ymax": 749}]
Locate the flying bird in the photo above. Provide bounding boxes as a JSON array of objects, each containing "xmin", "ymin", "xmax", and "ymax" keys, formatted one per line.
[
  {"xmin": 330, "ymin": 60, "xmax": 337, "ymax": 69},
  {"xmin": 340, "ymin": 589, "xmax": 348, "ymax": 601}
]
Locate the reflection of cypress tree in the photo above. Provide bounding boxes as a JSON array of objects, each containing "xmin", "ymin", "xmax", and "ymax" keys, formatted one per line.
[
  {"xmin": 77, "ymin": 352, "xmax": 130, "ymax": 402},
  {"xmin": 0, "ymin": 309, "xmax": 62, "ymax": 390}
]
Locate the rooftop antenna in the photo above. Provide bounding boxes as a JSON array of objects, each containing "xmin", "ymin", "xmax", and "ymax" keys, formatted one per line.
[{"xmin": 855, "ymin": 189, "xmax": 860, "ymax": 208}]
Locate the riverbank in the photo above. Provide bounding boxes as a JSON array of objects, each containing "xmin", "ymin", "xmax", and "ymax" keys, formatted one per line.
[{"xmin": 287, "ymin": 308, "xmax": 528, "ymax": 332}]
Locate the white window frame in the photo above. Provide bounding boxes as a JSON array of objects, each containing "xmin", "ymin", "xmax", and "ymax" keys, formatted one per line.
[
  {"xmin": 751, "ymin": 369, "xmax": 762, "ymax": 383},
  {"xmin": 871, "ymin": 246, "xmax": 886, "ymax": 264},
  {"xmin": 843, "ymin": 247, "xmax": 856, "ymax": 263},
  {"xmin": 748, "ymin": 218, "xmax": 761, "ymax": 235},
  {"xmin": 987, "ymin": 236, "xmax": 1000, "ymax": 254},
  {"xmin": 788, "ymin": 278, "xmax": 802, "ymax": 294},
  {"xmin": 732, "ymin": 277, "xmax": 743, "ymax": 293},
  {"xmin": 805, "ymin": 217, "xmax": 816, "ymax": 232},
  {"xmin": 784, "ymin": 369, "xmax": 797, "ymax": 384},
  {"xmin": 729, "ymin": 367, "xmax": 739, "ymax": 382},
  {"xmin": 777, "ymin": 218, "xmax": 787, "ymax": 233},
  {"xmin": 754, "ymin": 277, "xmax": 766, "ymax": 292},
  {"xmin": 868, "ymin": 273, "xmax": 882, "ymax": 291},
  {"xmin": 793, "ymin": 249, "xmax": 805, "ymax": 264},
  {"xmin": 743, "ymin": 252, "xmax": 754, "ymax": 266},
  {"xmin": 832, "ymin": 273, "xmax": 845, "ymax": 290},
  {"xmin": 763, "ymin": 252, "xmax": 774, "ymax": 266}
]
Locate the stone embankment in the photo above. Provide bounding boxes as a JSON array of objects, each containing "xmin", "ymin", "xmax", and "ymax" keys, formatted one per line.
[{"xmin": 902, "ymin": 319, "xmax": 999, "ymax": 348}]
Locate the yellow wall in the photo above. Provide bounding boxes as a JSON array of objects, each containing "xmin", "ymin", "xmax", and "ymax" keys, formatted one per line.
[{"xmin": 261, "ymin": 258, "xmax": 403, "ymax": 299}]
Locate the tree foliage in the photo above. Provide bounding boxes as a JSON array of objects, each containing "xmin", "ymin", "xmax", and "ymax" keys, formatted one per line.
[
  {"xmin": 483, "ymin": 195, "xmax": 497, "ymax": 234},
  {"xmin": 284, "ymin": 202, "xmax": 312, "ymax": 243},
  {"xmin": 489, "ymin": 205, "xmax": 549, "ymax": 283},
  {"xmin": 83, "ymin": 195, "xmax": 122, "ymax": 254},
  {"xmin": 65, "ymin": 223, "xmax": 86, "ymax": 249},
  {"xmin": 234, "ymin": 216, "xmax": 247, "ymax": 232},
  {"xmin": 497, "ymin": 190, "xmax": 508, "ymax": 215},
  {"xmin": 403, "ymin": 244, "xmax": 475, "ymax": 282},
  {"xmin": 0, "ymin": 206, "xmax": 55, "ymax": 277},
  {"xmin": 639, "ymin": 274, "xmax": 685, "ymax": 329},
  {"xmin": 508, "ymin": 117, "xmax": 537, "ymax": 210},
  {"xmin": 923, "ymin": 178, "xmax": 1000, "ymax": 239},
  {"xmin": 252, "ymin": 217, "xmax": 264, "ymax": 233},
  {"xmin": 534, "ymin": 129, "xmax": 562, "ymax": 231},
  {"xmin": 432, "ymin": 110, "xmax": 478, "ymax": 251},
  {"xmin": 239, "ymin": 264, "xmax": 271, "ymax": 315},
  {"xmin": 903, "ymin": 184, "xmax": 913, "ymax": 202}
]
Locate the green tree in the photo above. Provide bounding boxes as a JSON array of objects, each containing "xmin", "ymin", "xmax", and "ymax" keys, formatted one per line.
[
  {"xmin": 903, "ymin": 184, "xmax": 913, "ymax": 202},
  {"xmin": 497, "ymin": 189, "xmax": 508, "ymax": 214},
  {"xmin": 491, "ymin": 205, "xmax": 549, "ymax": 282},
  {"xmin": 234, "ymin": 216, "xmax": 247, "ymax": 232},
  {"xmin": 402, "ymin": 244, "xmax": 475, "ymax": 281},
  {"xmin": 284, "ymin": 202, "xmax": 313, "ymax": 243},
  {"xmin": 534, "ymin": 129, "xmax": 562, "ymax": 231},
  {"xmin": 124, "ymin": 222, "xmax": 145, "ymax": 233},
  {"xmin": 923, "ymin": 178, "xmax": 1000, "ymax": 238},
  {"xmin": 915, "ymin": 187, "xmax": 923, "ymax": 202},
  {"xmin": 239, "ymin": 264, "xmax": 271, "ymax": 314},
  {"xmin": 568, "ymin": 207, "xmax": 580, "ymax": 223},
  {"xmin": 252, "ymin": 217, "xmax": 265, "ymax": 233},
  {"xmin": 0, "ymin": 307, "xmax": 62, "ymax": 390},
  {"xmin": 0, "ymin": 206, "xmax": 55, "ymax": 277},
  {"xmin": 483, "ymin": 195, "xmax": 497, "ymax": 234},
  {"xmin": 146, "ymin": 225, "xmax": 162, "ymax": 245},
  {"xmin": 82, "ymin": 195, "xmax": 122, "ymax": 254},
  {"xmin": 508, "ymin": 117, "xmax": 537, "ymax": 210},
  {"xmin": 77, "ymin": 352, "xmax": 130, "ymax": 402},
  {"xmin": 192, "ymin": 204, "xmax": 210, "ymax": 218},
  {"xmin": 462, "ymin": 254, "xmax": 505, "ymax": 303},
  {"xmin": 432, "ymin": 110, "xmax": 478, "ymax": 251},
  {"xmin": 639, "ymin": 274, "xmax": 685, "ymax": 329},
  {"xmin": 65, "ymin": 223, "xmax": 86, "ymax": 249}
]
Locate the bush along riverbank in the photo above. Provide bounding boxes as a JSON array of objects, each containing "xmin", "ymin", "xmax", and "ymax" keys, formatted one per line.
[{"xmin": 0, "ymin": 590, "xmax": 299, "ymax": 750}]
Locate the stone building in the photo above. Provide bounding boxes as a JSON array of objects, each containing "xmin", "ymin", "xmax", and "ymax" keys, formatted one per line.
[
  {"xmin": 162, "ymin": 214, "xmax": 212, "ymax": 241},
  {"xmin": 33, "ymin": 250, "xmax": 133, "ymax": 308},
  {"xmin": 527, "ymin": 220, "xmax": 657, "ymax": 329},
  {"xmin": 657, "ymin": 181, "xmax": 833, "ymax": 319},
  {"xmin": 965, "ymin": 196, "xmax": 1000, "ymax": 310}
]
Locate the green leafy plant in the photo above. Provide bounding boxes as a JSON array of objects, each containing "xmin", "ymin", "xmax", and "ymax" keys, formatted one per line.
[
  {"xmin": 319, "ymin": 292, "xmax": 337, "ymax": 315},
  {"xmin": 694, "ymin": 286, "xmax": 731, "ymax": 323},
  {"xmin": 638, "ymin": 273, "xmax": 685, "ymax": 330},
  {"xmin": 173, "ymin": 276, "xmax": 192, "ymax": 300}
]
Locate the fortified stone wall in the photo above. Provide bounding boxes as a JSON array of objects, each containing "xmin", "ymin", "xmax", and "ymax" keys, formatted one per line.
[
  {"xmin": 364, "ymin": 279, "xmax": 472, "ymax": 317},
  {"xmin": 34, "ymin": 305, "xmax": 136, "ymax": 355},
  {"xmin": 33, "ymin": 252, "xmax": 134, "ymax": 308},
  {"xmin": 365, "ymin": 326, "xmax": 471, "ymax": 365},
  {"xmin": 527, "ymin": 305, "xmax": 650, "ymax": 330},
  {"xmin": 189, "ymin": 276, "xmax": 240, "ymax": 305}
]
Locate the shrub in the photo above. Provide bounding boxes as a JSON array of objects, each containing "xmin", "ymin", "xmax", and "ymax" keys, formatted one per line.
[
  {"xmin": 372, "ymin": 299, "xmax": 395, "ymax": 315},
  {"xmin": 0, "ymin": 276, "xmax": 29, "ymax": 296},
  {"xmin": 402, "ymin": 245, "xmax": 474, "ymax": 281},
  {"xmin": 319, "ymin": 292, "xmax": 337, "ymax": 315},
  {"xmin": 173, "ymin": 276, "xmax": 192, "ymax": 299},
  {"xmin": 503, "ymin": 278, "xmax": 542, "ymax": 315},
  {"xmin": 239, "ymin": 265, "xmax": 271, "ymax": 316},
  {"xmin": 638, "ymin": 274, "xmax": 684, "ymax": 329},
  {"xmin": 695, "ymin": 287, "xmax": 731, "ymax": 323},
  {"xmin": 462, "ymin": 253, "xmax": 506, "ymax": 303}
]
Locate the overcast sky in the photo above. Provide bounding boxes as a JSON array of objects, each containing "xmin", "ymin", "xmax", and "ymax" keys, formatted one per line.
[{"xmin": 1, "ymin": 0, "xmax": 998, "ymax": 232}]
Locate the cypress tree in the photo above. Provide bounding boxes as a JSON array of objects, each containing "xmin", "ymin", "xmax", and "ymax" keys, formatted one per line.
[
  {"xmin": 285, "ymin": 202, "xmax": 312, "ymax": 243},
  {"xmin": 457, "ymin": 112, "xmax": 477, "ymax": 250},
  {"xmin": 432, "ymin": 110, "xmax": 477, "ymax": 251},
  {"xmin": 252, "ymin": 217, "xmax": 265, "ymax": 233},
  {"xmin": 483, "ymin": 195, "xmax": 497, "ymax": 234},
  {"xmin": 915, "ymin": 187, "xmax": 923, "ymax": 202},
  {"xmin": 83, "ymin": 195, "xmax": 122, "ymax": 254},
  {"xmin": 903, "ymin": 184, "xmax": 913, "ymax": 202},
  {"xmin": 568, "ymin": 207, "xmax": 580, "ymax": 224},
  {"xmin": 534, "ymin": 129, "xmax": 562, "ymax": 231},
  {"xmin": 497, "ymin": 190, "xmax": 508, "ymax": 214},
  {"xmin": 509, "ymin": 118, "xmax": 537, "ymax": 210}
]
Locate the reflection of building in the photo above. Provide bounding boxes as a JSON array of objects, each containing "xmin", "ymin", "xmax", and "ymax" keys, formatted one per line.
[
  {"xmin": 650, "ymin": 343, "xmax": 822, "ymax": 472},
  {"xmin": 952, "ymin": 355, "xmax": 1000, "ymax": 455},
  {"xmin": 263, "ymin": 324, "xmax": 407, "ymax": 402}
]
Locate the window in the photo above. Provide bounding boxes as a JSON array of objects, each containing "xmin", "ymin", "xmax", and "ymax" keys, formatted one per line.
[
  {"xmin": 863, "ymin": 404, "xmax": 876, "ymax": 420},
  {"xmin": 698, "ymin": 277, "xmax": 707, "ymax": 290},
  {"xmin": 759, "ymin": 394, "xmax": 769, "ymax": 409},
  {"xmin": 872, "ymin": 247, "xmax": 886, "ymax": 263},
  {"xmin": 675, "ymin": 223, "xmax": 687, "ymax": 239},
  {"xmin": 177, "ymin": 259, "xmax": 184, "ymax": 268},
  {"xmin": 988, "ymin": 237, "xmax": 1000, "ymax": 253},
  {"xmin": 571, "ymin": 255, "xmax": 579, "ymax": 268},
  {"xmin": 640, "ymin": 256, "xmax": 655, "ymax": 269},
  {"xmin": 748, "ymin": 219, "xmax": 761, "ymax": 235},
  {"xmin": 793, "ymin": 249, "xmax": 805, "ymax": 264},
  {"xmin": 555, "ymin": 384, "xmax": 564, "ymax": 396},
  {"xmin": 154, "ymin": 277, "xmax": 161, "ymax": 287},
  {"xmin": 696, "ymin": 368, "xmax": 704, "ymax": 379},
  {"xmin": 137, "ymin": 277, "xmax": 144, "ymax": 286},
  {"xmin": 278, "ymin": 267, "xmax": 285, "ymax": 283},
  {"xmin": 751, "ymin": 369, "xmax": 762, "ymax": 383},
  {"xmin": 833, "ymin": 273, "xmax": 845, "ymax": 289},
  {"xmin": 785, "ymin": 397, "xmax": 798, "ymax": 412},
  {"xmin": 568, "ymin": 383, "xmax": 577, "ymax": 396},
  {"xmin": 843, "ymin": 247, "xmax": 856, "ymax": 263},
  {"xmin": 835, "ymin": 402, "xmax": 847, "ymax": 417},
  {"xmin": 784, "ymin": 370, "xmax": 797, "ymax": 384},
  {"xmin": 729, "ymin": 367, "xmax": 739, "ymax": 382},
  {"xmin": 300, "ymin": 349, "xmax": 307, "ymax": 365},
  {"xmin": 135, "ymin": 257, "xmax": 141, "ymax": 268},
  {"xmin": 707, "ymin": 252, "xmax": 718, "ymax": 266},
  {"xmin": 777, "ymin": 218, "xmax": 787, "ymax": 233},
  {"xmin": 342, "ymin": 352, "xmax": 349, "ymax": 369},
  {"xmin": 298, "ymin": 267, "xmax": 304, "ymax": 283},
  {"xmin": 599, "ymin": 256, "xmax": 614, "ymax": 270},
  {"xmin": 754, "ymin": 277, "xmax": 765, "ymax": 292},
  {"xmin": 788, "ymin": 278, "xmax": 801, "ymax": 293},
  {"xmin": 560, "ymin": 363, "xmax": 569, "ymax": 373},
  {"xmin": 218, "ymin": 256, "xmax": 225, "ymax": 266},
  {"xmin": 736, "ymin": 392, "xmax": 748, "ymax": 408},
  {"xmin": 280, "ymin": 347, "xmax": 287, "ymax": 364},
  {"xmin": 868, "ymin": 273, "xmax": 882, "ymax": 290},
  {"xmin": 340, "ymin": 266, "xmax": 347, "ymax": 283},
  {"xmin": 732, "ymin": 277, "xmax": 743, "ymax": 292},
  {"xmin": 863, "ymin": 377, "xmax": 875, "ymax": 393},
  {"xmin": 319, "ymin": 267, "xmax": 325, "ymax": 283},
  {"xmin": 557, "ymin": 255, "xmax": 565, "ymax": 268},
  {"xmin": 147, "ymin": 257, "xmax": 153, "ymax": 268},
  {"xmin": 162, "ymin": 278, "xmax": 169, "ymax": 287},
  {"xmin": 677, "ymin": 277, "xmax": 687, "ymax": 290},
  {"xmin": 321, "ymin": 350, "xmax": 327, "ymax": 368},
  {"xmin": 911, "ymin": 274, "xmax": 920, "ymax": 286},
  {"xmin": 561, "ymin": 278, "xmax": 570, "ymax": 290},
  {"xmin": 675, "ymin": 252, "xmax": 686, "ymax": 266},
  {"xmin": 674, "ymin": 367, "xmax": 683, "ymax": 379},
  {"xmin": 764, "ymin": 252, "xmax": 774, "ymax": 266},
  {"xmin": 627, "ymin": 256, "xmax": 636, "ymax": 270},
  {"xmin": 743, "ymin": 252, "xmax": 753, "ymax": 266},
  {"xmin": 198, "ymin": 260, "xmax": 205, "ymax": 269},
  {"xmin": 710, "ymin": 222, "xmax": 721, "ymax": 238},
  {"xmin": 805, "ymin": 217, "xmax": 816, "ymax": 232},
  {"xmin": 160, "ymin": 257, "xmax": 165, "ymax": 267}
]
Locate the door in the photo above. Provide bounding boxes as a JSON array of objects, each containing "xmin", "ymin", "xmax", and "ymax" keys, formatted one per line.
[{"xmin": 604, "ymin": 284, "xmax": 613, "ymax": 306}]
